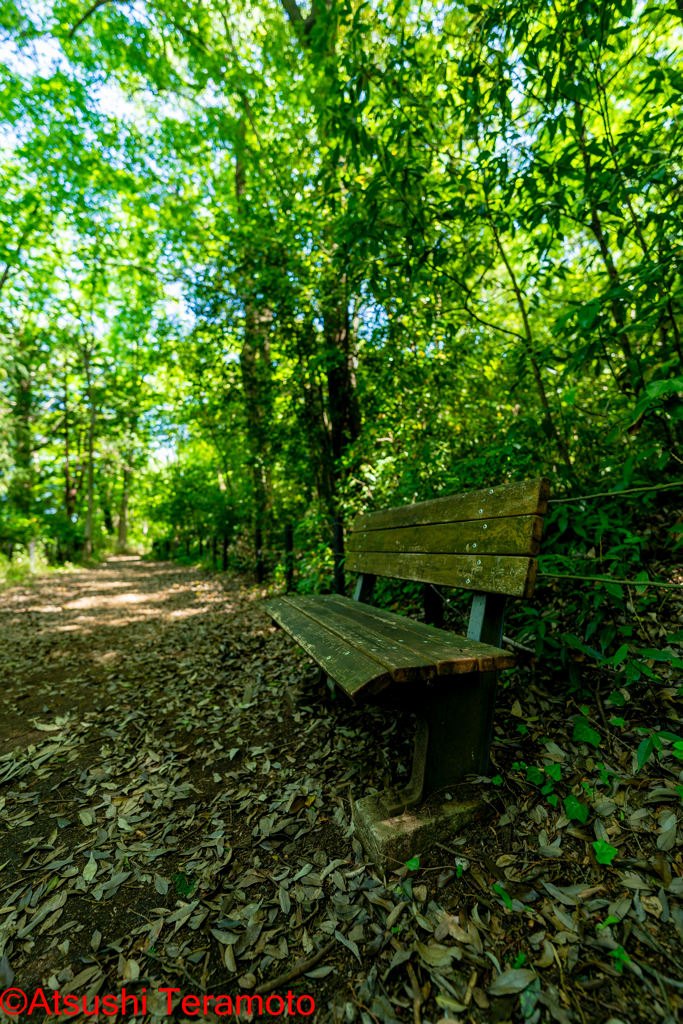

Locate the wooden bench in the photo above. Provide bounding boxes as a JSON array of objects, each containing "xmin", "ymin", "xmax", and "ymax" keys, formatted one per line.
[{"xmin": 266, "ymin": 478, "xmax": 549, "ymax": 817}]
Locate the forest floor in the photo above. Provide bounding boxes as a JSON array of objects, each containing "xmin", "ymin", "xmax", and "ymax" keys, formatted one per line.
[{"xmin": 0, "ymin": 557, "xmax": 682, "ymax": 1024}]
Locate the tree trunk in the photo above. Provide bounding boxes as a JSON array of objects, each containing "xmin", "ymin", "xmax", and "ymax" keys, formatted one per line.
[
  {"xmin": 325, "ymin": 287, "xmax": 361, "ymax": 489},
  {"xmin": 12, "ymin": 336, "xmax": 33, "ymax": 516},
  {"xmin": 101, "ymin": 478, "xmax": 114, "ymax": 534},
  {"xmin": 82, "ymin": 348, "xmax": 96, "ymax": 557},
  {"xmin": 235, "ymin": 146, "xmax": 274, "ymax": 561},
  {"xmin": 63, "ymin": 371, "xmax": 77, "ymax": 519},
  {"xmin": 117, "ymin": 462, "xmax": 132, "ymax": 553}
]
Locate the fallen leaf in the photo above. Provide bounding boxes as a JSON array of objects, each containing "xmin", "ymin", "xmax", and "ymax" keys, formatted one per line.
[{"xmin": 488, "ymin": 969, "xmax": 538, "ymax": 995}]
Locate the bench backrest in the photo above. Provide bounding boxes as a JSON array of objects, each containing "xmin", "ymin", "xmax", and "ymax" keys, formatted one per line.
[{"xmin": 347, "ymin": 477, "xmax": 550, "ymax": 599}]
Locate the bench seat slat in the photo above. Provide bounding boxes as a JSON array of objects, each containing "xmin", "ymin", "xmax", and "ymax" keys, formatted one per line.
[
  {"xmin": 322, "ymin": 595, "xmax": 515, "ymax": 673},
  {"xmin": 268, "ymin": 594, "xmax": 514, "ymax": 703},
  {"xmin": 266, "ymin": 597, "xmax": 391, "ymax": 698},
  {"xmin": 283, "ymin": 596, "xmax": 437, "ymax": 683},
  {"xmin": 353, "ymin": 477, "xmax": 549, "ymax": 533},
  {"xmin": 347, "ymin": 551, "xmax": 538, "ymax": 599},
  {"xmin": 347, "ymin": 514, "xmax": 543, "ymax": 557}
]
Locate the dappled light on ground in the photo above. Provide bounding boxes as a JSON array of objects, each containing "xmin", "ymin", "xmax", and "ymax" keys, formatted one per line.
[{"xmin": 0, "ymin": 560, "xmax": 681, "ymax": 1023}]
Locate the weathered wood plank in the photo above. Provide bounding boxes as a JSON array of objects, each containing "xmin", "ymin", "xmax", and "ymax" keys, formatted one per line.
[
  {"xmin": 353, "ymin": 478, "xmax": 550, "ymax": 533},
  {"xmin": 347, "ymin": 514, "xmax": 543, "ymax": 557},
  {"xmin": 324, "ymin": 595, "xmax": 515, "ymax": 672},
  {"xmin": 283, "ymin": 596, "xmax": 437, "ymax": 683},
  {"xmin": 265, "ymin": 597, "xmax": 391, "ymax": 700},
  {"xmin": 310, "ymin": 595, "xmax": 479, "ymax": 674},
  {"xmin": 346, "ymin": 551, "xmax": 538, "ymax": 598}
]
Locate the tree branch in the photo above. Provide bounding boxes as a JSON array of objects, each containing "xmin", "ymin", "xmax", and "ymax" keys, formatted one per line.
[
  {"xmin": 69, "ymin": 0, "xmax": 129, "ymax": 39},
  {"xmin": 279, "ymin": 0, "xmax": 318, "ymax": 43}
]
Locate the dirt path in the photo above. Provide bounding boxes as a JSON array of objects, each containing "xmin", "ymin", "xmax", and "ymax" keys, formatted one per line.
[
  {"xmin": 0, "ymin": 557, "xmax": 410, "ymax": 1021},
  {"xmin": 1, "ymin": 558, "xmax": 682, "ymax": 1024}
]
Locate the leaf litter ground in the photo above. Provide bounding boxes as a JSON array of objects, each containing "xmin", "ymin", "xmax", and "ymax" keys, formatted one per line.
[{"xmin": 0, "ymin": 556, "xmax": 681, "ymax": 1024}]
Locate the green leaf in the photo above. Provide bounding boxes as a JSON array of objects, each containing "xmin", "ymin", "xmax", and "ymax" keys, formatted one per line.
[
  {"xmin": 606, "ymin": 690, "xmax": 626, "ymax": 707},
  {"xmin": 493, "ymin": 883, "xmax": 512, "ymax": 910},
  {"xmin": 562, "ymin": 633, "xmax": 604, "ymax": 662},
  {"xmin": 577, "ymin": 299, "xmax": 600, "ymax": 328},
  {"xmin": 610, "ymin": 717, "xmax": 625, "ymax": 727},
  {"xmin": 405, "ymin": 856, "xmax": 419, "ymax": 871},
  {"xmin": 597, "ymin": 915, "xmax": 620, "ymax": 930},
  {"xmin": 573, "ymin": 717, "xmax": 601, "ymax": 748},
  {"xmin": 634, "ymin": 570, "xmax": 649, "ymax": 594},
  {"xmin": 546, "ymin": 763, "xmax": 562, "ymax": 781},
  {"xmin": 491, "ymin": 774, "xmax": 503, "ymax": 786},
  {"xmin": 593, "ymin": 840, "xmax": 619, "ymax": 865},
  {"xmin": 636, "ymin": 737, "xmax": 654, "ymax": 771},
  {"xmin": 609, "ymin": 945, "xmax": 630, "ymax": 973},
  {"xmin": 612, "ymin": 644, "xmax": 629, "ymax": 667},
  {"xmin": 638, "ymin": 648, "xmax": 676, "ymax": 662},
  {"xmin": 563, "ymin": 795, "xmax": 588, "ymax": 823}
]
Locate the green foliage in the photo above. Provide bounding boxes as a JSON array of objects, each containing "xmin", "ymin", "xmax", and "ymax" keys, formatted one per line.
[
  {"xmin": 572, "ymin": 718, "xmax": 601, "ymax": 749},
  {"xmin": 172, "ymin": 872, "xmax": 197, "ymax": 898},
  {"xmin": 0, "ymin": 0, "xmax": 680, "ymax": 679},
  {"xmin": 633, "ymin": 729, "xmax": 683, "ymax": 773},
  {"xmin": 597, "ymin": 916, "xmax": 620, "ymax": 931},
  {"xmin": 609, "ymin": 946, "xmax": 631, "ymax": 973},
  {"xmin": 493, "ymin": 883, "xmax": 512, "ymax": 911},
  {"xmin": 593, "ymin": 840, "xmax": 619, "ymax": 866},
  {"xmin": 563, "ymin": 796, "xmax": 588, "ymax": 825}
]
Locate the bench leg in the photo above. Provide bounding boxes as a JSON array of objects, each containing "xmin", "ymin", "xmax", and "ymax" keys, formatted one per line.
[{"xmin": 380, "ymin": 671, "xmax": 497, "ymax": 816}]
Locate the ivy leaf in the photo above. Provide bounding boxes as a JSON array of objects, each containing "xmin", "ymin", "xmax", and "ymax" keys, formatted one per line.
[
  {"xmin": 593, "ymin": 840, "xmax": 619, "ymax": 866},
  {"xmin": 563, "ymin": 795, "xmax": 588, "ymax": 824},
  {"xmin": 405, "ymin": 856, "xmax": 419, "ymax": 871},
  {"xmin": 573, "ymin": 717, "xmax": 601, "ymax": 747},
  {"xmin": 609, "ymin": 945, "xmax": 631, "ymax": 973}
]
